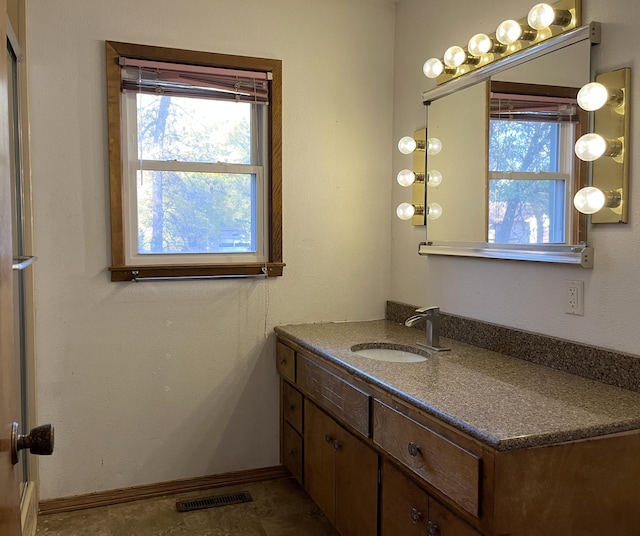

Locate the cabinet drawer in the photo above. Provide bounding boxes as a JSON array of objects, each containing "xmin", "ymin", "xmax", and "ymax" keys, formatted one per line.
[
  {"xmin": 373, "ymin": 400, "xmax": 481, "ymax": 517},
  {"xmin": 276, "ymin": 341, "xmax": 296, "ymax": 382},
  {"xmin": 282, "ymin": 421, "xmax": 303, "ymax": 484},
  {"xmin": 283, "ymin": 381, "xmax": 303, "ymax": 433},
  {"xmin": 297, "ymin": 354, "xmax": 370, "ymax": 437}
]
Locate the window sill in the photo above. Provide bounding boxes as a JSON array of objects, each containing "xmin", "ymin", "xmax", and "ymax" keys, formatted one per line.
[{"xmin": 109, "ymin": 262, "xmax": 285, "ymax": 282}]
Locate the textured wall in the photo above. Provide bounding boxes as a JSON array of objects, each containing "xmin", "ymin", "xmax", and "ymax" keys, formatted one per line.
[
  {"xmin": 391, "ymin": 0, "xmax": 640, "ymax": 355},
  {"xmin": 27, "ymin": 0, "xmax": 395, "ymax": 499}
]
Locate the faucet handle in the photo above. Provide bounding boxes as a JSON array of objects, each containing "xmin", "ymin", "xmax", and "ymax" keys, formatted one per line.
[{"xmin": 415, "ymin": 306, "xmax": 439, "ymax": 314}]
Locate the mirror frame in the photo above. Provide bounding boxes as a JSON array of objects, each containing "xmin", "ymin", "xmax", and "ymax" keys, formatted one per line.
[{"xmin": 419, "ymin": 23, "xmax": 599, "ymax": 268}]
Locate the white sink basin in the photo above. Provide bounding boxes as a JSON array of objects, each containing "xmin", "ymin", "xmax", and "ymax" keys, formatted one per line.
[{"xmin": 351, "ymin": 345, "xmax": 428, "ymax": 363}]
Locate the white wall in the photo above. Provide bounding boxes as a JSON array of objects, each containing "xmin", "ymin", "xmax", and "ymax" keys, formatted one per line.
[
  {"xmin": 392, "ymin": 0, "xmax": 640, "ymax": 355},
  {"xmin": 27, "ymin": 0, "xmax": 395, "ymax": 499}
]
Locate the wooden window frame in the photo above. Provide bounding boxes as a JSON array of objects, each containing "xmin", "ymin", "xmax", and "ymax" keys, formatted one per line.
[{"xmin": 105, "ymin": 41, "xmax": 284, "ymax": 281}]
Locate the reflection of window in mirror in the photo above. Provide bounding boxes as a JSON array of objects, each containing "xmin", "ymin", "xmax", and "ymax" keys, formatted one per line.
[{"xmin": 488, "ymin": 81, "xmax": 587, "ymax": 245}]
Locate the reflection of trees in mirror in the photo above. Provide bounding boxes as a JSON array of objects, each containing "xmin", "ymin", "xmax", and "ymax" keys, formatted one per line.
[
  {"xmin": 489, "ymin": 177, "xmax": 566, "ymax": 244},
  {"xmin": 489, "ymin": 120, "xmax": 566, "ymax": 244},
  {"xmin": 488, "ymin": 83, "xmax": 582, "ymax": 245},
  {"xmin": 136, "ymin": 94, "xmax": 255, "ymax": 255},
  {"xmin": 489, "ymin": 120, "xmax": 557, "ymax": 173}
]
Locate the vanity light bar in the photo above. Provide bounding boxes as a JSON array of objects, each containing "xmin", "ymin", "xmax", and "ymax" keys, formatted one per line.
[
  {"xmin": 423, "ymin": 23, "xmax": 595, "ymax": 105},
  {"xmin": 573, "ymin": 67, "xmax": 631, "ymax": 223},
  {"xmin": 411, "ymin": 128, "xmax": 427, "ymax": 225},
  {"xmin": 425, "ymin": 0, "xmax": 581, "ymax": 86},
  {"xmin": 395, "ymin": 128, "xmax": 428, "ymax": 225}
]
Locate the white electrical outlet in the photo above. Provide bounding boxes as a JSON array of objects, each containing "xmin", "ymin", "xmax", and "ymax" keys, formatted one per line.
[{"xmin": 564, "ymin": 280, "xmax": 584, "ymax": 315}]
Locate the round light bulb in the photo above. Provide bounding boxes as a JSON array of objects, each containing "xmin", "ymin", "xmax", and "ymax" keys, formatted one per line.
[
  {"xmin": 427, "ymin": 170, "xmax": 443, "ymax": 187},
  {"xmin": 396, "ymin": 202, "xmax": 416, "ymax": 220},
  {"xmin": 468, "ymin": 33, "xmax": 493, "ymax": 56},
  {"xmin": 443, "ymin": 46, "xmax": 466, "ymax": 68},
  {"xmin": 427, "ymin": 138, "xmax": 442, "ymax": 155},
  {"xmin": 398, "ymin": 136, "xmax": 417, "ymax": 154},
  {"xmin": 427, "ymin": 203, "xmax": 443, "ymax": 220},
  {"xmin": 574, "ymin": 133, "xmax": 607, "ymax": 161},
  {"xmin": 423, "ymin": 58, "xmax": 444, "ymax": 79},
  {"xmin": 496, "ymin": 20, "xmax": 523, "ymax": 45},
  {"xmin": 397, "ymin": 169, "xmax": 416, "ymax": 187},
  {"xmin": 577, "ymin": 82, "xmax": 609, "ymax": 111},
  {"xmin": 573, "ymin": 187, "xmax": 606, "ymax": 214},
  {"xmin": 527, "ymin": 3, "xmax": 555, "ymax": 30}
]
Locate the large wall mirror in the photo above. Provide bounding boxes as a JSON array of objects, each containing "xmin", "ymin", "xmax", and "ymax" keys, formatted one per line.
[{"xmin": 419, "ymin": 26, "xmax": 596, "ymax": 266}]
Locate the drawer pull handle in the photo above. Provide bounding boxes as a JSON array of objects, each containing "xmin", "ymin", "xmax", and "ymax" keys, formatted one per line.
[
  {"xmin": 407, "ymin": 441, "xmax": 420, "ymax": 457},
  {"xmin": 288, "ymin": 405, "xmax": 296, "ymax": 412},
  {"xmin": 427, "ymin": 520, "xmax": 439, "ymax": 536},
  {"xmin": 279, "ymin": 358, "xmax": 287, "ymax": 365},
  {"xmin": 325, "ymin": 434, "xmax": 333, "ymax": 444},
  {"xmin": 332, "ymin": 440, "xmax": 342, "ymax": 451},
  {"xmin": 410, "ymin": 507, "xmax": 423, "ymax": 524}
]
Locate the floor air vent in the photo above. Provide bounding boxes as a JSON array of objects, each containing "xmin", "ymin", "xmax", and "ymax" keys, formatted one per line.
[{"xmin": 176, "ymin": 491, "xmax": 253, "ymax": 512}]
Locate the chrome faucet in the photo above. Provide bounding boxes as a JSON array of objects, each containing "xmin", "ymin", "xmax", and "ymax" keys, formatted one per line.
[{"xmin": 404, "ymin": 306, "xmax": 450, "ymax": 352}]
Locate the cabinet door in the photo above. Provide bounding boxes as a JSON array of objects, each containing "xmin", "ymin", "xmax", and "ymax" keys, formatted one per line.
[
  {"xmin": 428, "ymin": 497, "xmax": 481, "ymax": 536},
  {"xmin": 282, "ymin": 421, "xmax": 303, "ymax": 484},
  {"xmin": 380, "ymin": 459, "xmax": 430, "ymax": 536},
  {"xmin": 304, "ymin": 399, "xmax": 337, "ymax": 522},
  {"xmin": 334, "ymin": 426, "xmax": 378, "ymax": 536}
]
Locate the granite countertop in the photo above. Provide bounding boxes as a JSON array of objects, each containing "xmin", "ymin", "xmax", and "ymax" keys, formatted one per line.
[{"xmin": 275, "ymin": 319, "xmax": 640, "ymax": 451}]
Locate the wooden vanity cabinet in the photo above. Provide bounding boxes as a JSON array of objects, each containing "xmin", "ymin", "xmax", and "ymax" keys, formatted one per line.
[
  {"xmin": 305, "ymin": 399, "xmax": 378, "ymax": 536},
  {"xmin": 276, "ymin": 338, "xmax": 491, "ymax": 536},
  {"xmin": 276, "ymin": 334, "xmax": 640, "ymax": 536},
  {"xmin": 278, "ymin": 339, "xmax": 481, "ymax": 535}
]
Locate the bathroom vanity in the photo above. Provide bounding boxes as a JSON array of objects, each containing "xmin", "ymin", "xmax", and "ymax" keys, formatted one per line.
[{"xmin": 274, "ymin": 320, "xmax": 640, "ymax": 536}]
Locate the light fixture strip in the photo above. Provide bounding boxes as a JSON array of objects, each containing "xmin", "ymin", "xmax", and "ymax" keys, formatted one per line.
[
  {"xmin": 433, "ymin": 0, "xmax": 580, "ymax": 85},
  {"xmin": 590, "ymin": 68, "xmax": 631, "ymax": 223},
  {"xmin": 423, "ymin": 23, "xmax": 594, "ymax": 105},
  {"xmin": 412, "ymin": 128, "xmax": 427, "ymax": 225}
]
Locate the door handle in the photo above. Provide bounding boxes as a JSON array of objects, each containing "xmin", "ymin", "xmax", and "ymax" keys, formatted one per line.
[
  {"xmin": 12, "ymin": 256, "xmax": 37, "ymax": 271},
  {"xmin": 11, "ymin": 422, "xmax": 54, "ymax": 465}
]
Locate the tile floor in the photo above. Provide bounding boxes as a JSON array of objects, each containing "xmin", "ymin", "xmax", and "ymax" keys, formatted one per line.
[{"xmin": 35, "ymin": 477, "xmax": 339, "ymax": 535}]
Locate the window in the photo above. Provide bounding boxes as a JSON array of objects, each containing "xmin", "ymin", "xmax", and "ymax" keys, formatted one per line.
[
  {"xmin": 487, "ymin": 82, "xmax": 586, "ymax": 245},
  {"xmin": 106, "ymin": 42, "xmax": 283, "ymax": 281}
]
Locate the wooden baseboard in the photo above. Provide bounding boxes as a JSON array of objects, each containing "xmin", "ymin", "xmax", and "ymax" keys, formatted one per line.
[{"xmin": 39, "ymin": 465, "xmax": 290, "ymax": 515}]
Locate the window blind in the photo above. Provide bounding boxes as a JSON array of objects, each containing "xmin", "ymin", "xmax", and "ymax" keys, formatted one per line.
[
  {"xmin": 120, "ymin": 57, "xmax": 271, "ymax": 104},
  {"xmin": 490, "ymin": 92, "xmax": 579, "ymax": 122}
]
